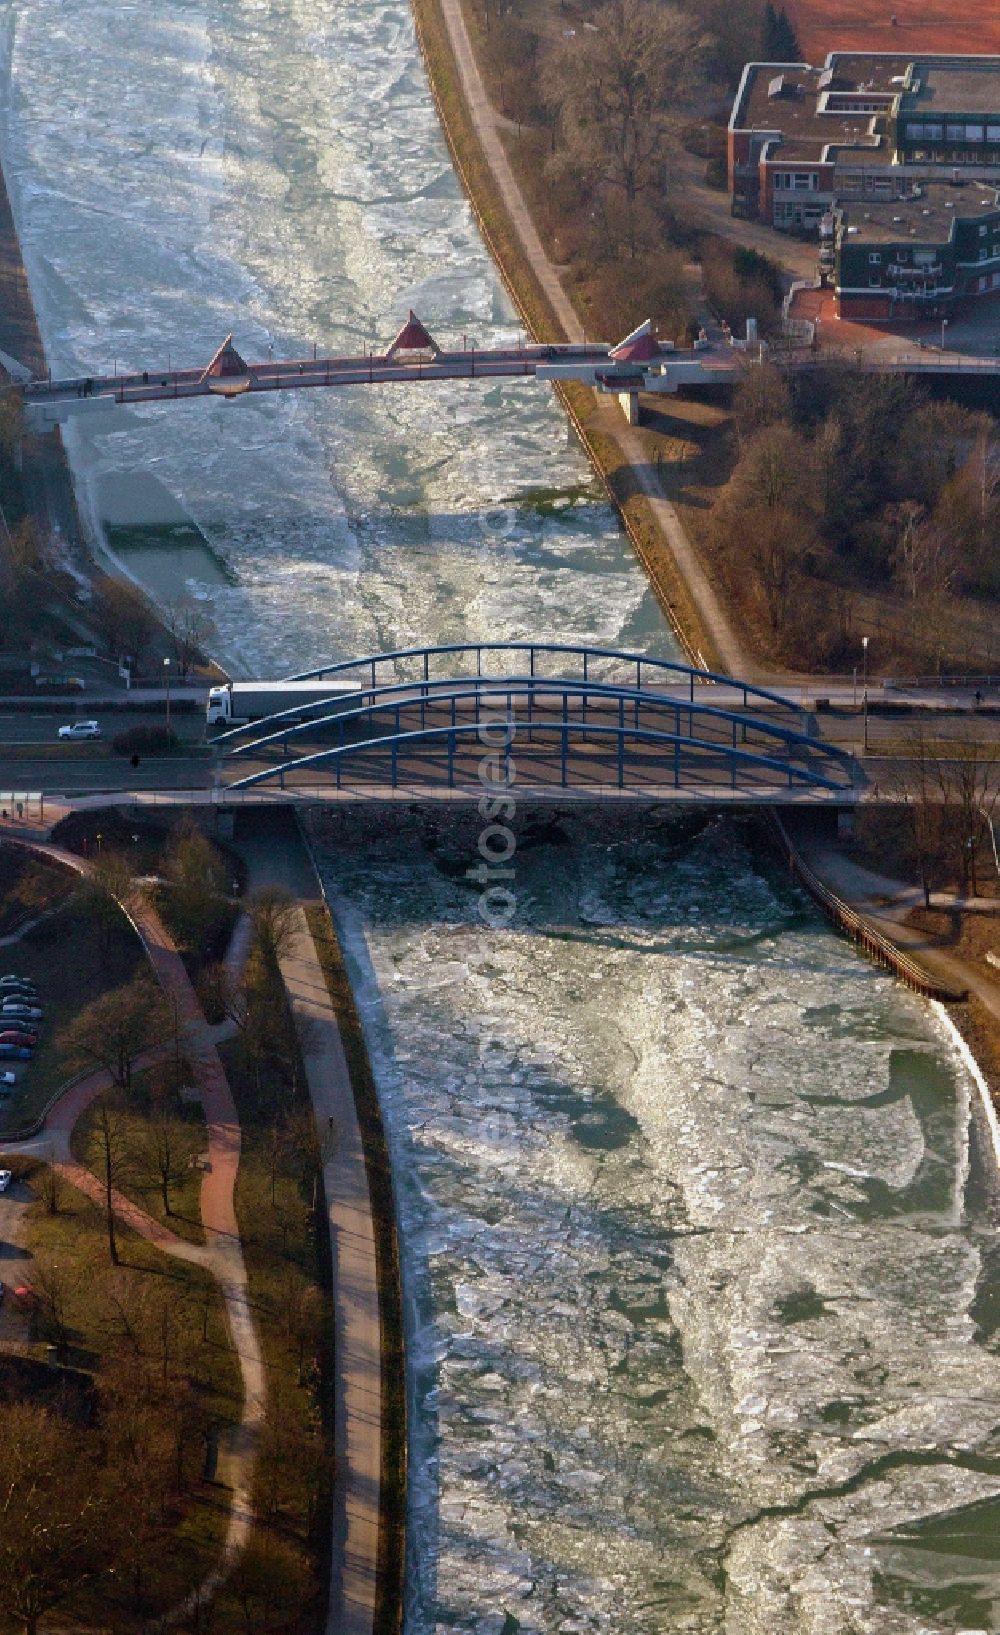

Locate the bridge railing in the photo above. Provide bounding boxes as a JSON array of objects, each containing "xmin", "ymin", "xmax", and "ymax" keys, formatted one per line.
[
  {"xmin": 227, "ymin": 718, "xmax": 853, "ymax": 797},
  {"xmin": 217, "ymin": 677, "xmax": 854, "ymax": 777},
  {"xmin": 283, "ymin": 642, "xmax": 807, "ymax": 721}
]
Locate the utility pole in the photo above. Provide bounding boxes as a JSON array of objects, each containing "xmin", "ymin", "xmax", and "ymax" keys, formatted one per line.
[{"xmin": 862, "ymin": 634, "xmax": 869, "ymax": 754}]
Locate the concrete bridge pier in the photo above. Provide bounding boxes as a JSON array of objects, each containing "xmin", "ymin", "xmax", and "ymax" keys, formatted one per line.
[{"xmin": 618, "ymin": 389, "xmax": 641, "ymax": 426}]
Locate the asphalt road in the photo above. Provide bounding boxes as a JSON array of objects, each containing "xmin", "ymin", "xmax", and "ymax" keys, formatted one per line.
[
  {"xmin": 3, "ymin": 699, "xmax": 997, "ymax": 800},
  {"xmin": 0, "ymin": 708, "xmax": 207, "ymax": 746}
]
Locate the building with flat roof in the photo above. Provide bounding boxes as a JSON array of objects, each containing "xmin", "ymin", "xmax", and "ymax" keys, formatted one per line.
[
  {"xmin": 832, "ymin": 179, "xmax": 1000, "ymax": 320},
  {"xmin": 728, "ymin": 52, "xmax": 1000, "ymax": 233}
]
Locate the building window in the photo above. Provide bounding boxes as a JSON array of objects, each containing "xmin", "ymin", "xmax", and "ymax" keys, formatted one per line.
[
  {"xmin": 773, "ymin": 173, "xmax": 791, "ymax": 190},
  {"xmin": 988, "ymin": 126, "xmax": 1000, "ymax": 142},
  {"xmin": 792, "ymin": 172, "xmax": 816, "ymax": 191},
  {"xmin": 925, "ymin": 123, "xmax": 943, "ymax": 141},
  {"xmin": 979, "ymin": 247, "xmax": 989, "ymax": 261},
  {"xmin": 946, "ymin": 124, "xmax": 965, "ymax": 140},
  {"xmin": 868, "ymin": 252, "xmax": 882, "ymax": 264},
  {"xmin": 966, "ymin": 124, "xmax": 985, "ymax": 142},
  {"xmin": 869, "ymin": 274, "xmax": 881, "ymax": 286}
]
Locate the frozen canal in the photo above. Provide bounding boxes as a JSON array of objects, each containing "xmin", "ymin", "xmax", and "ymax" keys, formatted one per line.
[
  {"xmin": 0, "ymin": 0, "xmax": 666, "ymax": 678},
  {"xmin": 2, "ymin": 0, "xmax": 999, "ymax": 1631},
  {"xmin": 316, "ymin": 807, "xmax": 1000, "ymax": 1635}
]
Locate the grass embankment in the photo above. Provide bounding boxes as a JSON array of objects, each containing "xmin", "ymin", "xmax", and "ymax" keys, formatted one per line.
[
  {"xmin": 8, "ymin": 1161, "xmax": 244, "ymax": 1627},
  {"xmin": 409, "ymin": 0, "xmax": 725, "ymax": 666},
  {"xmin": 0, "ymin": 845, "xmax": 74, "ymax": 936},
  {"xmin": 303, "ymin": 900, "xmax": 406, "ymax": 1635},
  {"xmin": 53, "ymin": 807, "xmax": 243, "ymax": 987},
  {"xmin": 0, "ymin": 895, "xmax": 146, "ymax": 1134}
]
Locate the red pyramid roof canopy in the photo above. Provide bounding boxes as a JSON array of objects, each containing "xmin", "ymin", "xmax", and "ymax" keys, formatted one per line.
[
  {"xmin": 200, "ymin": 334, "xmax": 253, "ymax": 394},
  {"xmin": 386, "ymin": 310, "xmax": 440, "ymax": 358},
  {"xmin": 609, "ymin": 320, "xmax": 660, "ymax": 364}
]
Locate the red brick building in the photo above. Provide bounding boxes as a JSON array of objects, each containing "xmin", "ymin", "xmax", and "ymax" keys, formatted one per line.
[{"xmin": 728, "ymin": 52, "xmax": 1000, "ymax": 233}]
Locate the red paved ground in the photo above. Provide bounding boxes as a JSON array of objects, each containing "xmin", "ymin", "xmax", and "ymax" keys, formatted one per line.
[
  {"xmin": 786, "ymin": 0, "xmax": 1000, "ymax": 63},
  {"xmin": 789, "ymin": 284, "xmax": 1000, "ymax": 355}
]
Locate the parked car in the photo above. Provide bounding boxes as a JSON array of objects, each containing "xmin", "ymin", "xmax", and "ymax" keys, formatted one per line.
[
  {"xmin": 0, "ymin": 984, "xmax": 36, "ymax": 999},
  {"xmin": 0, "ymin": 1031, "xmax": 37, "ymax": 1047},
  {"xmin": 57, "ymin": 719, "xmax": 101, "ymax": 740},
  {"xmin": 1, "ymin": 1004, "xmax": 42, "ymax": 1021},
  {"xmin": 0, "ymin": 1046, "xmax": 30, "ymax": 1060},
  {"xmin": 0, "ymin": 1070, "xmax": 16, "ymax": 1086},
  {"xmin": 0, "ymin": 1171, "xmax": 12, "ymax": 1192},
  {"xmin": 0, "ymin": 976, "xmax": 35, "ymax": 989}
]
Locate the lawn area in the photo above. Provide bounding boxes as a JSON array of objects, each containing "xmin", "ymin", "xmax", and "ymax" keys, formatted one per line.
[
  {"xmin": 0, "ymin": 893, "xmax": 147, "ymax": 1136},
  {"xmin": 52, "ymin": 806, "xmax": 244, "ymax": 987},
  {"xmin": 71, "ymin": 1062, "xmax": 208, "ymax": 1248},
  {"xmin": 0, "ymin": 846, "xmax": 74, "ymax": 937},
  {"xmin": 13, "ymin": 1160, "xmax": 244, "ymax": 1627}
]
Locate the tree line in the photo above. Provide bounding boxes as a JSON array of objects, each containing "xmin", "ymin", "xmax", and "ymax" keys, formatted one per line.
[{"xmin": 705, "ymin": 362, "xmax": 1000, "ymax": 670}]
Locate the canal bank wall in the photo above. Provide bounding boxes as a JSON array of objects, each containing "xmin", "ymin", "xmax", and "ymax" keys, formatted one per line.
[{"xmin": 0, "ymin": 142, "xmax": 91, "ymax": 555}]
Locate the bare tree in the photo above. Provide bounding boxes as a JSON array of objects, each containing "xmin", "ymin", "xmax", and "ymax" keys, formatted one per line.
[
  {"xmin": 93, "ymin": 1095, "xmax": 130, "ymax": 1265},
  {"xmin": 59, "ymin": 975, "xmax": 172, "ymax": 1098},
  {"xmin": 888, "ymin": 500, "xmax": 956, "ymax": 608},
  {"xmin": 932, "ymin": 734, "xmax": 1000, "ymax": 897},
  {"xmin": 164, "ymin": 594, "xmax": 215, "ymax": 676},
  {"xmin": 0, "ymin": 1401, "xmax": 128, "ymax": 1635},
  {"xmin": 884, "ymin": 726, "xmax": 946, "ymax": 908},
  {"xmin": 545, "ymin": 0, "xmax": 700, "ymax": 252},
  {"xmin": 730, "ymin": 422, "xmax": 815, "ymax": 515},
  {"xmin": 162, "ymin": 819, "xmax": 230, "ymax": 955},
  {"xmin": 30, "ymin": 1258, "xmax": 73, "ymax": 1355},
  {"xmin": 89, "ymin": 576, "xmax": 158, "ymax": 670},
  {"xmin": 135, "ymin": 1104, "xmax": 199, "ymax": 1219},
  {"xmin": 249, "ymin": 886, "xmax": 298, "ymax": 969},
  {"xmin": 39, "ymin": 1162, "xmax": 62, "ymax": 1216},
  {"xmin": 732, "ymin": 359, "xmax": 793, "ymax": 445},
  {"xmin": 73, "ymin": 849, "xmax": 135, "ymax": 962}
]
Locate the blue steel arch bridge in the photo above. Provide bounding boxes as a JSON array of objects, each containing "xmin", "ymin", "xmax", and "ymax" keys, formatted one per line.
[{"xmin": 214, "ymin": 643, "xmax": 859, "ymax": 807}]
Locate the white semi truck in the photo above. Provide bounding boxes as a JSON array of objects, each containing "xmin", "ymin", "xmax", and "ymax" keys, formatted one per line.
[{"xmin": 206, "ymin": 679, "xmax": 361, "ymax": 729}]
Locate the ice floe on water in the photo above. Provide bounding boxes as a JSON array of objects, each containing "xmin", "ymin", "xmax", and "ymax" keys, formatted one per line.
[
  {"xmin": 314, "ymin": 808, "xmax": 1000, "ymax": 1635},
  {"xmin": 0, "ymin": 0, "xmax": 667, "ymax": 676}
]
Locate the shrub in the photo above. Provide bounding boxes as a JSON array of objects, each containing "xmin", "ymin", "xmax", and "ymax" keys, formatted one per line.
[{"xmin": 111, "ymin": 724, "xmax": 179, "ymax": 756}]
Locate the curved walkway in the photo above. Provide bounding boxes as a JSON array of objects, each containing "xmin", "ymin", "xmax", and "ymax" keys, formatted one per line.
[
  {"xmin": 428, "ymin": 0, "xmax": 748, "ymax": 672},
  {"xmin": 0, "ymin": 839, "xmax": 264, "ymax": 1619},
  {"xmin": 800, "ymin": 843, "xmax": 1000, "ymax": 1026}
]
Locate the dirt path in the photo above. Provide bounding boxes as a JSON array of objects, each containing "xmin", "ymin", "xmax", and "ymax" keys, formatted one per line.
[
  {"xmin": 234, "ymin": 819, "xmax": 382, "ymax": 1635},
  {"xmin": 0, "ymin": 839, "xmax": 264, "ymax": 1618},
  {"xmin": 431, "ymin": 0, "xmax": 747, "ymax": 672}
]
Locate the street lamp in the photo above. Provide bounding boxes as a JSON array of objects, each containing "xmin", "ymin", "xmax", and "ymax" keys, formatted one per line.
[
  {"xmin": 163, "ymin": 655, "xmax": 172, "ymax": 730},
  {"xmin": 862, "ymin": 635, "xmax": 870, "ymax": 754},
  {"xmin": 940, "ymin": 316, "xmax": 948, "ymax": 352}
]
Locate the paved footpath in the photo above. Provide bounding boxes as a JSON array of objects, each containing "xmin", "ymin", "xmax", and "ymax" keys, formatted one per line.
[
  {"xmin": 234, "ymin": 820, "xmax": 381, "ymax": 1635},
  {"xmin": 801, "ymin": 842, "xmax": 1000, "ymax": 1025}
]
